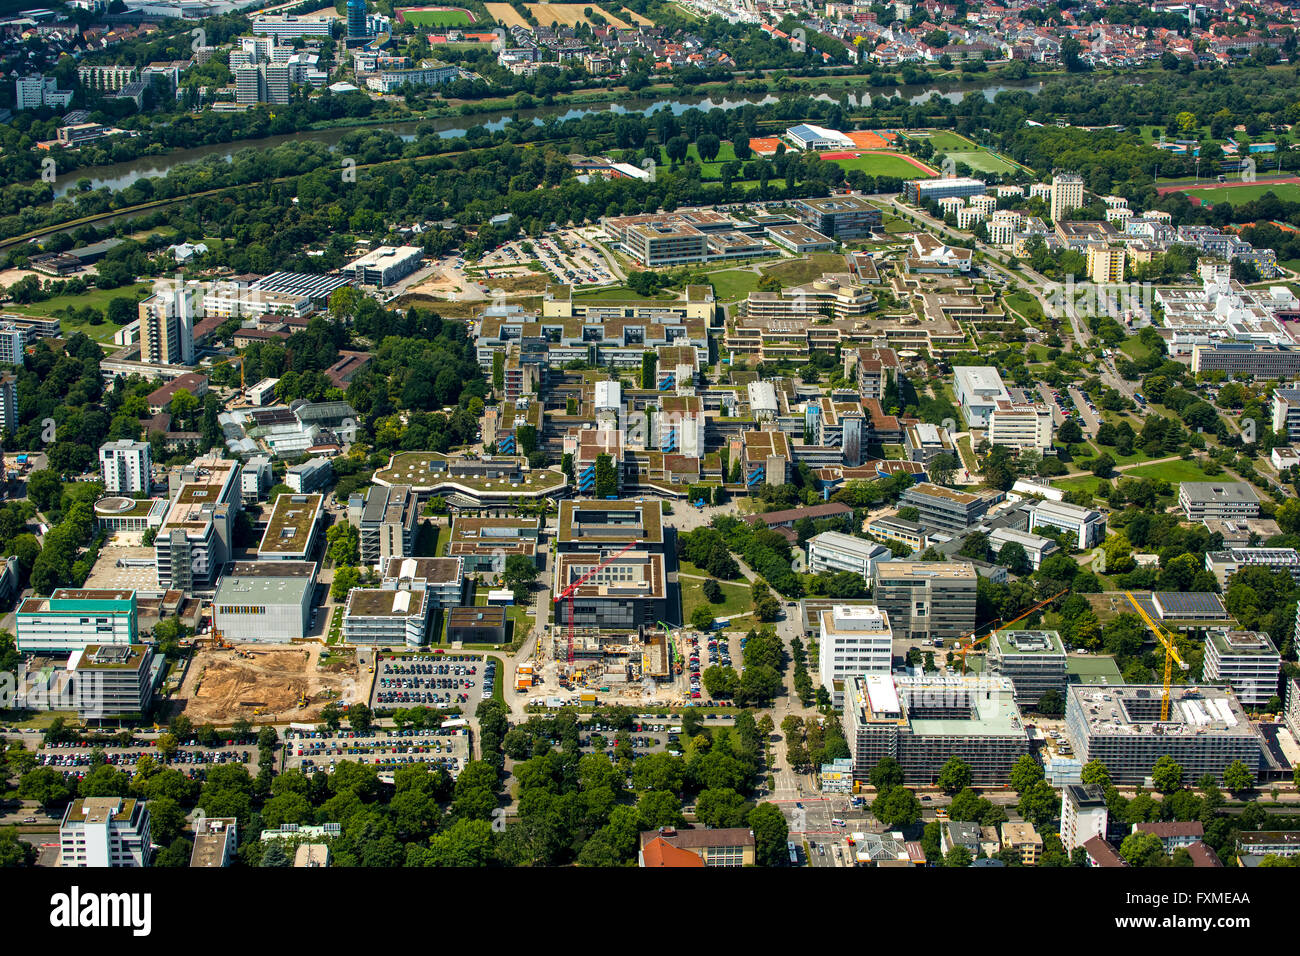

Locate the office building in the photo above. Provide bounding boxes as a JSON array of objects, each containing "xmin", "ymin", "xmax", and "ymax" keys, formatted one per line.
[
  {"xmin": 60, "ymin": 797, "xmax": 151, "ymax": 867},
  {"xmin": 791, "ymin": 194, "xmax": 882, "ymax": 239},
  {"xmin": 448, "ymin": 516, "xmax": 540, "ymax": 573},
  {"xmin": 905, "ymin": 176, "xmax": 987, "ymax": 204},
  {"xmin": 213, "ymin": 561, "xmax": 317, "ymax": 643},
  {"xmin": 1025, "ymin": 499, "xmax": 1106, "ymax": 549},
  {"xmin": 1178, "ymin": 482, "xmax": 1261, "ymax": 521},
  {"xmin": 16, "ymin": 589, "xmax": 137, "ymax": 654},
  {"xmin": 241, "ymin": 456, "xmax": 273, "ymax": 504},
  {"xmin": 818, "ymin": 605, "xmax": 893, "ymax": 706},
  {"xmin": 99, "ymin": 439, "xmax": 152, "ymax": 494},
  {"xmin": 346, "ymin": 0, "xmax": 367, "ymax": 37},
  {"xmin": 155, "ymin": 458, "xmax": 242, "ymax": 592},
  {"xmin": 899, "ymin": 483, "xmax": 994, "ymax": 534},
  {"xmin": 446, "ymin": 606, "xmax": 507, "ymax": 644},
  {"xmin": 1064, "ymin": 684, "xmax": 1266, "ymax": 785},
  {"xmin": 0, "ymin": 371, "xmax": 17, "ymax": 433},
  {"xmin": 365, "ymin": 62, "xmax": 458, "ymax": 93},
  {"xmin": 250, "ymin": 15, "xmax": 335, "ymax": 38},
  {"xmin": 1271, "ymin": 388, "xmax": 1300, "ymax": 442},
  {"xmin": 953, "ymin": 366, "xmax": 1010, "ymax": 428},
  {"xmin": 1191, "ymin": 343, "xmax": 1300, "ymax": 379},
  {"xmin": 138, "ymin": 287, "xmax": 195, "ymax": 366},
  {"xmin": 341, "ymin": 245, "xmax": 424, "ymax": 288},
  {"xmin": 70, "ymin": 644, "xmax": 158, "ymax": 720},
  {"xmin": 1060, "ymin": 784, "xmax": 1109, "ymax": 853},
  {"xmin": 1205, "ymin": 547, "xmax": 1300, "ymax": 588},
  {"xmin": 844, "ymin": 673, "xmax": 1029, "ymax": 785},
  {"xmin": 988, "ymin": 401, "xmax": 1054, "ymax": 453},
  {"xmin": 553, "ymin": 550, "xmax": 668, "ymax": 629},
  {"xmin": 1202, "ymin": 630, "xmax": 1280, "ymax": 708},
  {"xmin": 987, "ymin": 527, "xmax": 1058, "ymax": 571},
  {"xmin": 258, "ymin": 493, "xmax": 322, "ymax": 562},
  {"xmin": 342, "ymin": 586, "xmax": 431, "ymax": 647},
  {"xmin": 872, "ymin": 561, "xmax": 978, "ymax": 642},
  {"xmin": 358, "ymin": 484, "xmax": 418, "ymax": 569},
  {"xmin": 987, "ymin": 630, "xmax": 1067, "ymax": 708},
  {"xmin": 1050, "ymin": 173, "xmax": 1085, "ymax": 222},
  {"xmin": 382, "ymin": 557, "xmax": 465, "ymax": 609},
  {"xmin": 0, "ymin": 323, "xmax": 26, "ymax": 364},
  {"xmin": 557, "ymin": 498, "xmax": 665, "ymax": 554},
  {"xmin": 807, "ymin": 531, "xmax": 891, "ymax": 582},
  {"xmin": 190, "ymin": 817, "xmax": 238, "ymax": 868},
  {"xmin": 285, "ymin": 456, "xmax": 333, "ymax": 494},
  {"xmin": 15, "ymin": 74, "xmax": 73, "ymax": 110}
]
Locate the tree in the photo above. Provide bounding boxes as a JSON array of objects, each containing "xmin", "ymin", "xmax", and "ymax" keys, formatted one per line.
[
  {"xmin": 690, "ymin": 605, "xmax": 717, "ymax": 631},
  {"xmin": 1009, "ymin": 754, "xmax": 1044, "ymax": 795},
  {"xmin": 1119, "ymin": 831, "xmax": 1168, "ymax": 867},
  {"xmin": 701, "ymin": 665, "xmax": 738, "ymax": 698},
  {"xmin": 347, "ymin": 703, "xmax": 373, "ymax": 735},
  {"xmin": 869, "ymin": 756, "xmax": 904, "ymax": 794},
  {"xmin": 1223, "ymin": 760, "xmax": 1255, "ymax": 795},
  {"xmin": 1151, "ymin": 755, "xmax": 1184, "ymax": 794},
  {"xmin": 695, "ymin": 788, "xmax": 749, "ymax": 828},
  {"xmin": 996, "ymin": 541, "xmax": 1031, "ymax": 575},
  {"xmin": 1080, "ymin": 760, "xmax": 1111, "ymax": 789},
  {"xmin": 701, "ymin": 578, "xmax": 723, "ymax": 603},
  {"xmin": 331, "ymin": 565, "xmax": 361, "ymax": 601},
  {"xmin": 872, "ymin": 785, "xmax": 922, "ymax": 828},
  {"xmin": 944, "ymin": 844, "xmax": 973, "ymax": 867},
  {"xmin": 748, "ymin": 801, "xmax": 789, "ymax": 867},
  {"xmin": 1017, "ymin": 781, "xmax": 1059, "ymax": 829},
  {"xmin": 936, "ymin": 757, "xmax": 973, "ymax": 795}
]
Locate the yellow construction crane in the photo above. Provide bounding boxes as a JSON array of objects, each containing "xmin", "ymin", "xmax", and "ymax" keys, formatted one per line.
[{"xmin": 1124, "ymin": 591, "xmax": 1191, "ymax": 720}]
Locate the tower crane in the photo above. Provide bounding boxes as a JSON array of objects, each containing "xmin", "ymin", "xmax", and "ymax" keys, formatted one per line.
[
  {"xmin": 1124, "ymin": 591, "xmax": 1190, "ymax": 721},
  {"xmin": 958, "ymin": 589, "xmax": 1069, "ymax": 674},
  {"xmin": 553, "ymin": 539, "xmax": 641, "ymax": 666}
]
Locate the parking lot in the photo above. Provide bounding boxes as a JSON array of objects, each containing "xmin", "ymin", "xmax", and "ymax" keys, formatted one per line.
[
  {"xmin": 478, "ymin": 231, "xmax": 615, "ymax": 287},
  {"xmin": 283, "ymin": 726, "xmax": 470, "ymax": 777},
  {"xmin": 369, "ymin": 652, "xmax": 496, "ymax": 710},
  {"xmin": 577, "ymin": 718, "xmax": 681, "ymax": 759},
  {"xmin": 36, "ymin": 741, "xmax": 257, "ymax": 780},
  {"xmin": 680, "ymin": 630, "xmax": 739, "ymax": 704}
]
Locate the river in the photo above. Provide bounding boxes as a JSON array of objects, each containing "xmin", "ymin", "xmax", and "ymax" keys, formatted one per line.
[{"xmin": 47, "ymin": 78, "xmax": 1042, "ymax": 198}]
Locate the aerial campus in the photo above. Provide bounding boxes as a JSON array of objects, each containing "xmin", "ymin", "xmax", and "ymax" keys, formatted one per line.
[{"xmin": 1, "ymin": 0, "xmax": 1300, "ymax": 886}]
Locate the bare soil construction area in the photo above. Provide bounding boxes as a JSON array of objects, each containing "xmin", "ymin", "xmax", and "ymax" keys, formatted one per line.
[{"xmin": 175, "ymin": 643, "xmax": 365, "ymax": 725}]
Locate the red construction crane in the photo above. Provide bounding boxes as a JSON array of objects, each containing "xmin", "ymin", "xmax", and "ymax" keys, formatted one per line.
[{"xmin": 553, "ymin": 539, "xmax": 641, "ymax": 666}]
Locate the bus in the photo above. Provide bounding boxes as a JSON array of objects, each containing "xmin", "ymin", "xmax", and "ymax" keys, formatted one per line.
[{"xmin": 787, "ymin": 841, "xmax": 799, "ymax": 865}]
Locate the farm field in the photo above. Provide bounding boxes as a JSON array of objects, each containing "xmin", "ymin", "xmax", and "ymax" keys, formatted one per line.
[
  {"xmin": 484, "ymin": 2, "xmax": 530, "ymax": 27},
  {"xmin": 397, "ymin": 6, "xmax": 475, "ymax": 26},
  {"xmin": 527, "ymin": 3, "xmax": 632, "ymax": 27}
]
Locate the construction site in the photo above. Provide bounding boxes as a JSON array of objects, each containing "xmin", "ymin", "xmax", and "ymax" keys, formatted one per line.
[{"xmin": 174, "ymin": 642, "xmax": 366, "ymax": 725}]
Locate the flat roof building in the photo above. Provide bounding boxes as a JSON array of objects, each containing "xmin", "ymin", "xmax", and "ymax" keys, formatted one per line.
[
  {"xmin": 1061, "ymin": 784, "xmax": 1109, "ymax": 853},
  {"xmin": 1179, "ymin": 482, "xmax": 1261, "ymax": 521},
  {"xmin": 258, "ymin": 493, "xmax": 323, "ymax": 562},
  {"xmin": 1205, "ymin": 547, "xmax": 1300, "ymax": 589},
  {"xmin": 155, "ymin": 457, "xmax": 242, "ymax": 593},
  {"xmin": 60, "ymin": 797, "xmax": 151, "ymax": 868},
  {"xmin": 987, "ymin": 630, "xmax": 1067, "ymax": 708},
  {"xmin": 381, "ymin": 556, "xmax": 465, "ymax": 609},
  {"xmin": 553, "ymin": 550, "xmax": 668, "ymax": 630},
  {"xmin": 16, "ymin": 589, "xmax": 138, "ymax": 655},
  {"xmin": 69, "ymin": 643, "xmax": 158, "ymax": 720},
  {"xmin": 1025, "ymin": 499, "xmax": 1106, "ymax": 550},
  {"xmin": 99, "ymin": 439, "xmax": 152, "ymax": 495},
  {"xmin": 844, "ymin": 673, "xmax": 1029, "ymax": 785},
  {"xmin": 556, "ymin": 499, "xmax": 664, "ymax": 553},
  {"xmin": 1202, "ymin": 630, "xmax": 1280, "ymax": 708},
  {"xmin": 342, "ymin": 586, "xmax": 431, "ymax": 648},
  {"xmin": 807, "ymin": 531, "xmax": 891, "ymax": 583},
  {"xmin": 900, "ymin": 482, "xmax": 995, "ymax": 534},
  {"xmin": 359, "ymin": 484, "xmax": 418, "ymax": 569},
  {"xmin": 213, "ymin": 561, "xmax": 317, "ymax": 643},
  {"xmin": 448, "ymin": 515, "xmax": 540, "ymax": 573},
  {"xmin": 872, "ymin": 561, "xmax": 978, "ymax": 642},
  {"xmin": 818, "ymin": 604, "xmax": 893, "ymax": 706},
  {"xmin": 1064, "ymin": 684, "xmax": 1266, "ymax": 785},
  {"xmin": 953, "ymin": 366, "xmax": 1010, "ymax": 428}
]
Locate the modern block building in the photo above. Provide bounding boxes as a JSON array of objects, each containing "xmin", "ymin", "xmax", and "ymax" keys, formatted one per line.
[
  {"xmin": 99, "ymin": 439, "xmax": 152, "ymax": 495},
  {"xmin": 556, "ymin": 499, "xmax": 664, "ymax": 554},
  {"xmin": 70, "ymin": 644, "xmax": 158, "ymax": 720},
  {"xmin": 871, "ymin": 561, "xmax": 978, "ymax": 642},
  {"xmin": 16, "ymin": 589, "xmax": 138, "ymax": 654},
  {"xmin": 1064, "ymin": 684, "xmax": 1266, "ymax": 785},
  {"xmin": 341, "ymin": 245, "xmax": 424, "ymax": 288},
  {"xmin": 953, "ymin": 366, "xmax": 1010, "ymax": 428},
  {"xmin": 155, "ymin": 458, "xmax": 242, "ymax": 593},
  {"xmin": 0, "ymin": 370, "xmax": 14, "ymax": 433},
  {"xmin": 358, "ymin": 484, "xmax": 419, "ymax": 569},
  {"xmin": 1025, "ymin": 499, "xmax": 1106, "ymax": 549},
  {"xmin": 791, "ymin": 194, "xmax": 882, "ymax": 239},
  {"xmin": 899, "ymin": 483, "xmax": 995, "ymax": 534},
  {"xmin": 987, "ymin": 630, "xmax": 1067, "ymax": 708},
  {"xmin": 1205, "ymin": 547, "xmax": 1300, "ymax": 588},
  {"xmin": 987, "ymin": 527, "xmax": 1058, "ymax": 571},
  {"xmin": 818, "ymin": 605, "xmax": 893, "ymax": 706},
  {"xmin": 905, "ymin": 176, "xmax": 987, "ymax": 204},
  {"xmin": 381, "ymin": 557, "xmax": 465, "ymax": 609},
  {"xmin": 448, "ymin": 516, "xmax": 541, "ymax": 573},
  {"xmin": 342, "ymin": 586, "xmax": 432, "ymax": 647},
  {"xmin": 988, "ymin": 401, "xmax": 1054, "ymax": 453},
  {"xmin": 258, "ymin": 493, "xmax": 323, "ymax": 562},
  {"xmin": 60, "ymin": 797, "xmax": 151, "ymax": 867},
  {"xmin": 138, "ymin": 287, "xmax": 195, "ymax": 366},
  {"xmin": 212, "ymin": 561, "xmax": 317, "ymax": 643},
  {"xmin": 1271, "ymin": 388, "xmax": 1300, "ymax": 442},
  {"xmin": 1202, "ymin": 630, "xmax": 1281, "ymax": 708},
  {"xmin": 1178, "ymin": 482, "xmax": 1261, "ymax": 522},
  {"xmin": 806, "ymin": 531, "xmax": 892, "ymax": 583},
  {"xmin": 1050, "ymin": 173, "xmax": 1085, "ymax": 222},
  {"xmin": 843, "ymin": 673, "xmax": 1030, "ymax": 785},
  {"xmin": 553, "ymin": 550, "xmax": 668, "ymax": 629}
]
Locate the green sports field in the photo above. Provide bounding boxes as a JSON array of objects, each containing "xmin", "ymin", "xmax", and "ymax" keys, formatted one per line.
[
  {"xmin": 830, "ymin": 153, "xmax": 936, "ymax": 178},
  {"xmin": 911, "ymin": 130, "xmax": 975, "ymax": 151},
  {"xmin": 1170, "ymin": 182, "xmax": 1300, "ymax": 206},
  {"xmin": 399, "ymin": 7, "xmax": 473, "ymax": 26}
]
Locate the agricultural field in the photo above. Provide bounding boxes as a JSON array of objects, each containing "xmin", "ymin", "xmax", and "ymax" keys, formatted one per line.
[
  {"xmin": 609, "ymin": 4, "xmax": 653, "ymax": 25},
  {"xmin": 527, "ymin": 3, "xmax": 631, "ymax": 27},
  {"xmin": 484, "ymin": 2, "xmax": 530, "ymax": 28},
  {"xmin": 397, "ymin": 5, "xmax": 476, "ymax": 26}
]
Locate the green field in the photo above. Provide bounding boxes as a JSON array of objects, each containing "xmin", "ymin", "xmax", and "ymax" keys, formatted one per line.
[
  {"xmin": 400, "ymin": 7, "xmax": 473, "ymax": 26},
  {"xmin": 762, "ymin": 252, "xmax": 849, "ymax": 286},
  {"xmin": 659, "ymin": 141, "xmax": 740, "ymax": 179},
  {"xmin": 1122, "ymin": 459, "xmax": 1223, "ymax": 484},
  {"xmin": 1170, "ymin": 182, "xmax": 1300, "ymax": 207},
  {"xmin": 945, "ymin": 149, "xmax": 1020, "ymax": 175},
  {"xmin": 911, "ymin": 130, "xmax": 976, "ymax": 151},
  {"xmin": 831, "ymin": 153, "xmax": 936, "ymax": 178},
  {"xmin": 4, "ymin": 281, "xmax": 152, "ymax": 344},
  {"xmin": 707, "ymin": 269, "xmax": 761, "ymax": 302},
  {"xmin": 681, "ymin": 575, "xmax": 752, "ymax": 626}
]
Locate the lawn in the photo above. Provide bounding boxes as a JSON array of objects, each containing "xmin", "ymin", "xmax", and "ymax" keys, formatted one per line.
[
  {"xmin": 946, "ymin": 149, "xmax": 1021, "ymax": 175},
  {"xmin": 830, "ymin": 153, "xmax": 936, "ymax": 178},
  {"xmin": 762, "ymin": 253, "xmax": 849, "ymax": 287},
  {"xmin": 883, "ymin": 216, "xmax": 913, "ymax": 234},
  {"xmin": 1003, "ymin": 290, "xmax": 1044, "ymax": 324},
  {"xmin": 707, "ymin": 269, "xmax": 761, "ymax": 302},
  {"xmin": 659, "ymin": 141, "xmax": 740, "ymax": 180},
  {"xmin": 1122, "ymin": 458, "xmax": 1223, "ymax": 483},
  {"xmin": 574, "ymin": 285, "xmax": 679, "ymax": 300},
  {"xmin": 910, "ymin": 130, "xmax": 976, "ymax": 152},
  {"xmin": 1052, "ymin": 474, "xmax": 1109, "ymax": 498},
  {"xmin": 399, "ymin": 7, "xmax": 473, "ymax": 26},
  {"xmin": 1119, "ymin": 335, "xmax": 1154, "ymax": 362},
  {"xmin": 681, "ymin": 575, "xmax": 752, "ymax": 626},
  {"xmin": 4, "ymin": 281, "xmax": 152, "ymax": 344}
]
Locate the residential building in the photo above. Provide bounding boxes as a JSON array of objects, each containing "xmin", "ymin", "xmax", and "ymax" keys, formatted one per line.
[
  {"xmin": 818, "ymin": 604, "xmax": 893, "ymax": 705},
  {"xmin": 871, "ymin": 560, "xmax": 978, "ymax": 641},
  {"xmin": 807, "ymin": 531, "xmax": 891, "ymax": 582},
  {"xmin": 1050, "ymin": 173, "xmax": 1085, "ymax": 222},
  {"xmin": 16, "ymin": 589, "xmax": 138, "ymax": 654},
  {"xmin": 1133, "ymin": 821, "xmax": 1205, "ymax": 853},
  {"xmin": 1202, "ymin": 630, "xmax": 1280, "ymax": 708},
  {"xmin": 15, "ymin": 74, "xmax": 72, "ymax": 110},
  {"xmin": 60, "ymin": 797, "xmax": 151, "ymax": 867},
  {"xmin": 1178, "ymin": 482, "xmax": 1261, "ymax": 521},
  {"xmin": 1086, "ymin": 244, "xmax": 1126, "ymax": 284},
  {"xmin": 1001, "ymin": 822, "xmax": 1043, "ymax": 865},
  {"xmin": 843, "ymin": 673, "xmax": 1030, "ymax": 785},
  {"xmin": 250, "ymin": 15, "xmax": 335, "ymax": 38},
  {"xmin": 99, "ymin": 439, "xmax": 152, "ymax": 494},
  {"xmin": 1060, "ymin": 784, "xmax": 1109, "ymax": 853},
  {"xmin": 212, "ymin": 561, "xmax": 317, "ymax": 643},
  {"xmin": 1064, "ymin": 684, "xmax": 1266, "ymax": 785},
  {"xmin": 905, "ymin": 176, "xmax": 987, "ymax": 204},
  {"xmin": 987, "ymin": 630, "xmax": 1067, "ymax": 708},
  {"xmin": 0, "ymin": 370, "xmax": 18, "ymax": 433}
]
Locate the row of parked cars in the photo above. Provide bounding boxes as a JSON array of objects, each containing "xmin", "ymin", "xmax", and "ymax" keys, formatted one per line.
[
  {"xmin": 382, "ymin": 662, "xmax": 478, "ymax": 677},
  {"xmin": 375, "ymin": 690, "xmax": 469, "ymax": 706}
]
